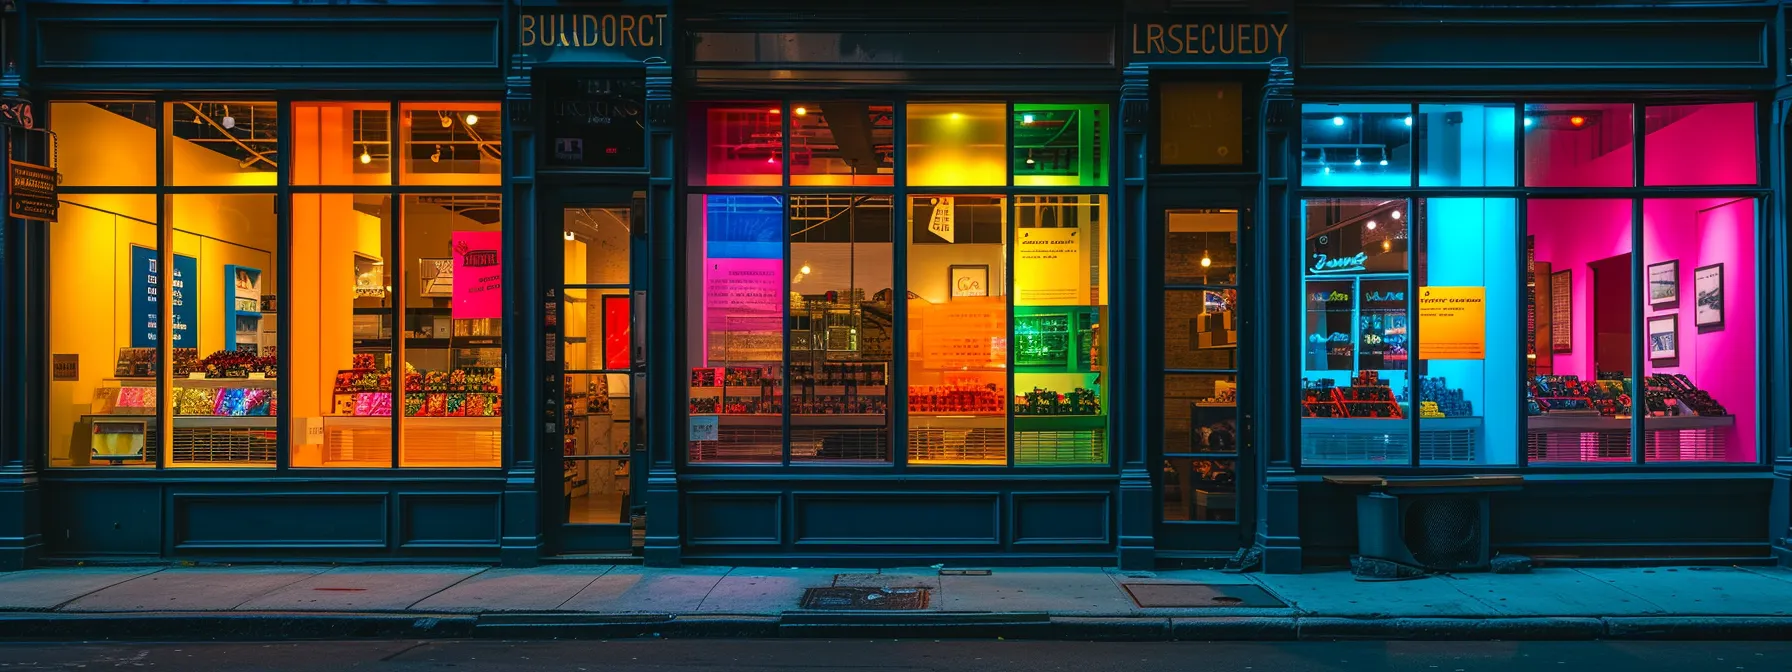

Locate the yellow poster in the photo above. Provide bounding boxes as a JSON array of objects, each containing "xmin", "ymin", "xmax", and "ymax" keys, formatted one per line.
[
  {"xmin": 1418, "ymin": 286, "xmax": 1485, "ymax": 360},
  {"xmin": 1015, "ymin": 227, "xmax": 1086, "ymax": 305}
]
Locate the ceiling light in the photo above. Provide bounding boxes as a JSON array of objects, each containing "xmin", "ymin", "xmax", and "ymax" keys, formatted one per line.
[
  {"xmin": 800, "ymin": 264, "xmax": 812, "ymax": 275},
  {"xmin": 1022, "ymin": 113, "xmax": 1035, "ymax": 124},
  {"xmin": 431, "ymin": 145, "xmax": 442, "ymax": 163},
  {"xmin": 950, "ymin": 112, "xmax": 962, "ymax": 121},
  {"xmin": 441, "ymin": 115, "xmax": 453, "ymax": 128},
  {"xmin": 1322, "ymin": 166, "xmax": 1332, "ymax": 175},
  {"xmin": 221, "ymin": 105, "xmax": 235, "ymax": 129},
  {"xmin": 1331, "ymin": 116, "xmax": 1344, "ymax": 126},
  {"xmin": 1403, "ymin": 116, "xmax": 1412, "ymax": 127},
  {"xmin": 1383, "ymin": 240, "xmax": 1392, "ymax": 251},
  {"xmin": 768, "ymin": 108, "xmax": 780, "ymax": 114},
  {"xmin": 1391, "ymin": 210, "xmax": 1402, "ymax": 220},
  {"xmin": 1379, "ymin": 159, "xmax": 1389, "ymax": 166},
  {"xmin": 1569, "ymin": 115, "xmax": 1586, "ymax": 127},
  {"xmin": 1200, "ymin": 251, "xmax": 1212, "ymax": 268},
  {"xmin": 1367, "ymin": 220, "xmax": 1377, "ymax": 230},
  {"xmin": 564, "ymin": 231, "xmax": 576, "ymax": 241},
  {"xmin": 464, "ymin": 113, "xmax": 479, "ymax": 126},
  {"xmin": 359, "ymin": 147, "xmax": 372, "ymax": 164},
  {"xmin": 794, "ymin": 107, "xmax": 807, "ymax": 116},
  {"xmin": 1354, "ymin": 157, "xmax": 1363, "ymax": 167},
  {"xmin": 1524, "ymin": 117, "xmax": 1534, "ymax": 127}
]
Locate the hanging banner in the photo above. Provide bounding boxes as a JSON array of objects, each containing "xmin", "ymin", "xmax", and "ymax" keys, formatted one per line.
[
  {"xmin": 1418, "ymin": 286, "xmax": 1486, "ymax": 360},
  {"xmin": 928, "ymin": 197, "xmax": 955, "ymax": 243},
  {"xmin": 1014, "ymin": 227, "xmax": 1085, "ymax": 305},
  {"xmin": 451, "ymin": 230, "xmax": 503, "ymax": 319},
  {"xmin": 8, "ymin": 158, "xmax": 58, "ymax": 222},
  {"xmin": 131, "ymin": 246, "xmax": 198, "ymax": 348}
]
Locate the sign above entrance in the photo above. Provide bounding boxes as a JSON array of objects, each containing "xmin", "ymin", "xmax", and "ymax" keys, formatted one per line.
[
  {"xmin": 516, "ymin": 5, "xmax": 670, "ymax": 64},
  {"xmin": 1126, "ymin": 18, "xmax": 1288, "ymax": 63}
]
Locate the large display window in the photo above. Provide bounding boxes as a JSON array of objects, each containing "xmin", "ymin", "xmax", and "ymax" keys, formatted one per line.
[
  {"xmin": 1297, "ymin": 101, "xmax": 1762, "ymax": 467},
  {"xmin": 48, "ymin": 99, "xmax": 504, "ymax": 470},
  {"xmin": 684, "ymin": 100, "xmax": 1111, "ymax": 467}
]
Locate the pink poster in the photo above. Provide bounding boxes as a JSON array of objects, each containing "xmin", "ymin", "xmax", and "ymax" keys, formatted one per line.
[{"xmin": 452, "ymin": 230, "xmax": 503, "ymax": 319}]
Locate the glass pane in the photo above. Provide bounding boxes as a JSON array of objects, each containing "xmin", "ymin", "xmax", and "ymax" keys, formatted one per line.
[
  {"xmin": 1013, "ymin": 104, "xmax": 1109, "ymax": 186},
  {"xmin": 1415, "ymin": 198, "xmax": 1518, "ymax": 466},
  {"xmin": 165, "ymin": 101, "xmax": 277, "ymax": 187},
  {"xmin": 293, "ymin": 102, "xmax": 392, "ymax": 186},
  {"xmin": 291, "ymin": 193, "xmax": 393, "ymax": 467},
  {"xmin": 1165, "ymin": 209, "xmax": 1238, "ymax": 286},
  {"xmin": 565, "ymin": 373, "xmax": 632, "ymax": 525},
  {"xmin": 789, "ymin": 102, "xmax": 894, "ymax": 186},
  {"xmin": 563, "ymin": 288, "xmax": 630, "ymax": 373},
  {"xmin": 399, "ymin": 194, "xmax": 505, "ymax": 468},
  {"xmin": 686, "ymin": 194, "xmax": 785, "ymax": 464},
  {"xmin": 907, "ymin": 195, "xmax": 1007, "ymax": 465},
  {"xmin": 1644, "ymin": 103, "xmax": 1756, "ymax": 187},
  {"xmin": 49, "ymin": 194, "xmax": 159, "ymax": 467},
  {"xmin": 51, "ymin": 102, "xmax": 157, "ymax": 187},
  {"xmin": 906, "ymin": 103, "xmax": 1006, "ymax": 187},
  {"xmin": 1013, "ymin": 195, "xmax": 1108, "ymax": 465},
  {"xmin": 1301, "ymin": 103, "xmax": 1412, "ymax": 188},
  {"xmin": 399, "ymin": 102, "xmax": 503, "ymax": 186},
  {"xmin": 1159, "ymin": 82, "xmax": 1245, "ymax": 166},
  {"xmin": 788, "ymin": 195, "xmax": 894, "ymax": 462},
  {"xmin": 1417, "ymin": 104, "xmax": 1516, "ymax": 187},
  {"xmin": 1165, "ymin": 290, "xmax": 1238, "ymax": 370},
  {"xmin": 1163, "ymin": 458, "xmax": 1237, "ymax": 522},
  {"xmin": 1524, "ymin": 103, "xmax": 1633, "ymax": 188},
  {"xmin": 563, "ymin": 206, "xmax": 632, "ymax": 287},
  {"xmin": 687, "ymin": 102, "xmax": 784, "ymax": 187},
  {"xmin": 1525, "ymin": 199, "xmax": 1634, "ymax": 463},
  {"xmin": 165, "ymin": 194, "xmax": 278, "ymax": 468},
  {"xmin": 1641, "ymin": 198, "xmax": 1755, "ymax": 463},
  {"xmin": 1166, "ymin": 374, "xmax": 1239, "ymax": 455},
  {"xmin": 543, "ymin": 75, "xmax": 647, "ymax": 169},
  {"xmin": 1299, "ymin": 198, "xmax": 1412, "ymax": 466}
]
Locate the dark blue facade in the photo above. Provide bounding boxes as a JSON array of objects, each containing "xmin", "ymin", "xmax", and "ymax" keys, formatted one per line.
[{"xmin": 0, "ymin": 0, "xmax": 1786, "ymax": 573}]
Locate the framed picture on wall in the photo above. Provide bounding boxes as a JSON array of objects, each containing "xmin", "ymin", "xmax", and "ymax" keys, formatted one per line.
[
  {"xmin": 1694, "ymin": 263, "xmax": 1724, "ymax": 329},
  {"xmin": 1647, "ymin": 314, "xmax": 1679, "ymax": 361},
  {"xmin": 949, "ymin": 264, "xmax": 989, "ymax": 299},
  {"xmin": 1647, "ymin": 259, "xmax": 1678, "ymax": 305},
  {"xmin": 1549, "ymin": 269, "xmax": 1573, "ymax": 353}
]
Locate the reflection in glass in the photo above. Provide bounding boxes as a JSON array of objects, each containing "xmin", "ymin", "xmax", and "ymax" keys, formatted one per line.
[
  {"xmin": 1299, "ymin": 198, "xmax": 1412, "ymax": 465},
  {"xmin": 1012, "ymin": 196, "xmax": 1108, "ymax": 465},
  {"xmin": 907, "ymin": 195, "xmax": 1007, "ymax": 465},
  {"xmin": 399, "ymin": 194, "xmax": 505, "ymax": 468},
  {"xmin": 788, "ymin": 195, "xmax": 894, "ymax": 462},
  {"xmin": 1301, "ymin": 103, "xmax": 1413, "ymax": 188},
  {"xmin": 51, "ymin": 102, "xmax": 158, "ymax": 187},
  {"xmin": 686, "ymin": 194, "xmax": 786, "ymax": 463},
  {"xmin": 399, "ymin": 103, "xmax": 503, "ymax": 186},
  {"xmin": 790, "ymin": 102, "xmax": 894, "ymax": 186},
  {"xmin": 1524, "ymin": 103, "xmax": 1633, "ymax": 188},
  {"xmin": 1640, "ymin": 198, "xmax": 1756, "ymax": 463},
  {"xmin": 48, "ymin": 195, "xmax": 159, "ymax": 467},
  {"xmin": 1525, "ymin": 199, "xmax": 1633, "ymax": 463},
  {"xmin": 1012, "ymin": 104, "xmax": 1108, "ymax": 186},
  {"xmin": 1163, "ymin": 458, "xmax": 1237, "ymax": 522},
  {"xmin": 1417, "ymin": 104, "xmax": 1516, "ymax": 187},
  {"xmin": 292, "ymin": 193, "xmax": 394, "ymax": 467},
  {"xmin": 293, "ymin": 102, "xmax": 392, "ymax": 186},
  {"xmin": 165, "ymin": 101, "xmax": 278, "ymax": 187},
  {"xmin": 907, "ymin": 104, "xmax": 1006, "ymax": 187},
  {"xmin": 1415, "ymin": 198, "xmax": 1518, "ymax": 465}
]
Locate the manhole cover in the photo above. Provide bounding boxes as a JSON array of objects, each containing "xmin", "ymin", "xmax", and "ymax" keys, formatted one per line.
[
  {"xmin": 801, "ymin": 586, "xmax": 930, "ymax": 610},
  {"xmin": 1122, "ymin": 583, "xmax": 1285, "ymax": 608}
]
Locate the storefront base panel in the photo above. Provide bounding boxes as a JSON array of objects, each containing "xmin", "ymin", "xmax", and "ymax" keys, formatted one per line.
[
  {"xmin": 676, "ymin": 476, "xmax": 1119, "ymax": 566},
  {"xmin": 0, "ymin": 475, "xmax": 44, "ymax": 572},
  {"xmin": 40, "ymin": 477, "xmax": 510, "ymax": 564},
  {"xmin": 1294, "ymin": 475, "xmax": 1774, "ymax": 570}
]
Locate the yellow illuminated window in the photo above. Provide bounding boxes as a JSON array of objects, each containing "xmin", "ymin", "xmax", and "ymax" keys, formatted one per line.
[
  {"xmin": 399, "ymin": 102, "xmax": 503, "ymax": 187},
  {"xmin": 906, "ymin": 195, "xmax": 1008, "ymax": 465},
  {"xmin": 165, "ymin": 101, "xmax": 278, "ymax": 187},
  {"xmin": 906, "ymin": 104, "xmax": 1006, "ymax": 187},
  {"xmin": 50, "ymin": 102, "xmax": 157, "ymax": 187},
  {"xmin": 293, "ymin": 102, "xmax": 392, "ymax": 186}
]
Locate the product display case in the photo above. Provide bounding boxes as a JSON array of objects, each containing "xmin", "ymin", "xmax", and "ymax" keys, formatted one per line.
[{"xmin": 84, "ymin": 347, "xmax": 281, "ymax": 466}]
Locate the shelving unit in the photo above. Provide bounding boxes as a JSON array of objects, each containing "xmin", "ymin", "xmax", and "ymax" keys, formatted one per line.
[{"xmin": 223, "ymin": 265, "xmax": 263, "ymax": 353}]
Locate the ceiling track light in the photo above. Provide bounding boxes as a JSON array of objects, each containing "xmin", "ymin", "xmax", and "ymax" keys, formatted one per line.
[{"xmin": 431, "ymin": 144, "xmax": 443, "ymax": 163}]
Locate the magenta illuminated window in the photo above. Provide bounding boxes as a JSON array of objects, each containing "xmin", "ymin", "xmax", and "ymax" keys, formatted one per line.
[{"xmin": 687, "ymin": 102, "xmax": 784, "ymax": 187}]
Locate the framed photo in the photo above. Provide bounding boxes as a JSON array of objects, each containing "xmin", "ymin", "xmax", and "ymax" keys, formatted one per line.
[
  {"xmin": 1646, "ymin": 314, "xmax": 1678, "ymax": 361},
  {"xmin": 949, "ymin": 264, "xmax": 989, "ymax": 299},
  {"xmin": 1647, "ymin": 259, "xmax": 1678, "ymax": 306},
  {"xmin": 1549, "ymin": 269, "xmax": 1573, "ymax": 353},
  {"xmin": 1694, "ymin": 263, "xmax": 1724, "ymax": 329}
]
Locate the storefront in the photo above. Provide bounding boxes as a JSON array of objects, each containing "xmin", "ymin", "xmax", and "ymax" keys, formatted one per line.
[{"xmin": 1, "ymin": 0, "xmax": 1787, "ymax": 572}]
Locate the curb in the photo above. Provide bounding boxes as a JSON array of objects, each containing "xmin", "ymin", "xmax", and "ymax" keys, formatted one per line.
[{"xmin": 6, "ymin": 612, "xmax": 1792, "ymax": 642}]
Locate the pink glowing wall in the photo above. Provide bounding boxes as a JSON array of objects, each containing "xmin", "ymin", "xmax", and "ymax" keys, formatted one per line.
[{"xmin": 1526, "ymin": 103, "xmax": 1758, "ymax": 461}]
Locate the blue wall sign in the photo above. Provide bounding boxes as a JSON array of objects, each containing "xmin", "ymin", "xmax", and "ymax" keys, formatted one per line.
[{"xmin": 131, "ymin": 245, "xmax": 198, "ymax": 349}]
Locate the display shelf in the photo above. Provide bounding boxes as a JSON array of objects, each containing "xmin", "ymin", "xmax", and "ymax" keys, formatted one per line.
[
  {"xmin": 791, "ymin": 414, "xmax": 887, "ymax": 427},
  {"xmin": 223, "ymin": 265, "xmax": 264, "ymax": 352},
  {"xmin": 1528, "ymin": 415, "xmax": 1733, "ymax": 432},
  {"xmin": 1011, "ymin": 414, "xmax": 1107, "ymax": 432}
]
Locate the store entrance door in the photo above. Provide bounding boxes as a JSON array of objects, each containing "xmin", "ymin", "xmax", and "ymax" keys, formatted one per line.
[
  {"xmin": 547, "ymin": 189, "xmax": 647, "ymax": 555},
  {"xmin": 1152, "ymin": 192, "xmax": 1256, "ymax": 553}
]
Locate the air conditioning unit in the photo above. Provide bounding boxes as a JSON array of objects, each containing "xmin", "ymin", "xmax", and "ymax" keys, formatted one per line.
[{"xmin": 1356, "ymin": 491, "xmax": 1491, "ymax": 572}]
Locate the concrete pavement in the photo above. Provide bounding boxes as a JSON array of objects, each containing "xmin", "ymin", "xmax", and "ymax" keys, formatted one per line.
[{"xmin": 3, "ymin": 563, "xmax": 1792, "ymax": 641}]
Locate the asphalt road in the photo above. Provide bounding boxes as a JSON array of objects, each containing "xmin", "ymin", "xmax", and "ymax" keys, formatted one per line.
[{"xmin": 2, "ymin": 640, "xmax": 1792, "ymax": 671}]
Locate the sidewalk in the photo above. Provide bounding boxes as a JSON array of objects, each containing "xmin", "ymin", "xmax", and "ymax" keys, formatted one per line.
[{"xmin": 4, "ymin": 563, "xmax": 1792, "ymax": 641}]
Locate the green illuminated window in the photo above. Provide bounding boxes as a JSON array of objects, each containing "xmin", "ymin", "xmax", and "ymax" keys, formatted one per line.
[{"xmin": 1013, "ymin": 104, "xmax": 1108, "ymax": 187}]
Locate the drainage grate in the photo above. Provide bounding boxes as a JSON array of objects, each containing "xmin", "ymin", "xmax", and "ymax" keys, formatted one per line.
[
  {"xmin": 1122, "ymin": 583, "xmax": 1285, "ymax": 608},
  {"xmin": 800, "ymin": 586, "xmax": 931, "ymax": 610}
]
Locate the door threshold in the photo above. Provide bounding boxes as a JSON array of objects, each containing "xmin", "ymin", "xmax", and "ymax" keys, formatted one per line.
[{"xmin": 543, "ymin": 553, "xmax": 645, "ymax": 565}]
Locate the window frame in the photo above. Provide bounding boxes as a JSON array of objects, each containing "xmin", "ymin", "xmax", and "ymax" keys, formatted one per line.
[
  {"xmin": 45, "ymin": 95, "xmax": 508, "ymax": 474},
  {"xmin": 679, "ymin": 96, "xmax": 1121, "ymax": 472},
  {"xmin": 1291, "ymin": 98, "xmax": 1772, "ymax": 473}
]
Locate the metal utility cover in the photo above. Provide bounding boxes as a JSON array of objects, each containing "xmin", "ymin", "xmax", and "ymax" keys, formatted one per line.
[
  {"xmin": 1122, "ymin": 583, "xmax": 1285, "ymax": 608},
  {"xmin": 800, "ymin": 586, "xmax": 931, "ymax": 610}
]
